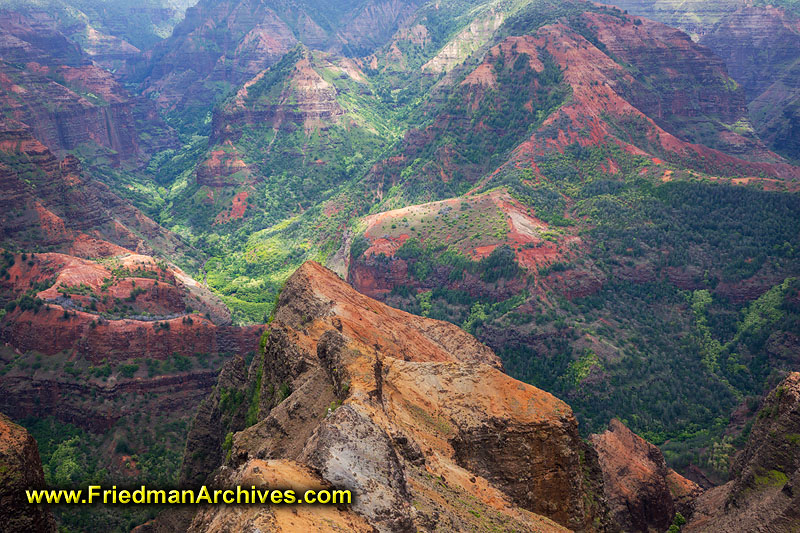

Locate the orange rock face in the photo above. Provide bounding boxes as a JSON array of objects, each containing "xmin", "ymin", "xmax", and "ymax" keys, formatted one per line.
[
  {"xmin": 181, "ymin": 262, "xmax": 608, "ymax": 532},
  {"xmin": 591, "ymin": 419, "xmax": 702, "ymax": 532},
  {"xmin": 3, "ymin": 307, "xmax": 260, "ymax": 363},
  {"xmin": 187, "ymin": 460, "xmax": 376, "ymax": 533}
]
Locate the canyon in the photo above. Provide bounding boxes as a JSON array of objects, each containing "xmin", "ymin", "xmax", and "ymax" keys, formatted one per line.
[
  {"xmin": 139, "ymin": 263, "xmax": 800, "ymax": 532},
  {"xmin": 607, "ymin": 0, "xmax": 800, "ymax": 162},
  {"xmin": 0, "ymin": 0, "xmax": 798, "ymax": 530}
]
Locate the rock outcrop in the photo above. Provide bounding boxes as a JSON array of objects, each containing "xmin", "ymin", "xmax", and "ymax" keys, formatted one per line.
[
  {"xmin": 0, "ymin": 306, "xmax": 260, "ymax": 363},
  {"xmin": 0, "ymin": 412, "xmax": 56, "ymax": 533},
  {"xmin": 189, "ymin": 459, "xmax": 376, "ymax": 533},
  {"xmin": 176, "ymin": 261, "xmax": 610, "ymax": 532},
  {"xmin": 687, "ymin": 372, "xmax": 800, "ymax": 532},
  {"xmin": 591, "ymin": 419, "xmax": 702, "ymax": 532}
]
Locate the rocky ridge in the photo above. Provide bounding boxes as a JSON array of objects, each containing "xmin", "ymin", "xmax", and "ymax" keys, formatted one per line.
[
  {"xmin": 175, "ymin": 261, "xmax": 609, "ymax": 532},
  {"xmin": 149, "ymin": 264, "xmax": 800, "ymax": 532},
  {"xmin": 347, "ymin": 5, "xmax": 800, "ymax": 347},
  {"xmin": 211, "ymin": 47, "xmax": 348, "ymax": 144}
]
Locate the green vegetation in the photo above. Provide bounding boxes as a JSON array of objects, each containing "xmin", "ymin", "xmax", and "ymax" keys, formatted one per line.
[
  {"xmin": 377, "ymin": 46, "xmax": 570, "ymax": 204},
  {"xmin": 21, "ymin": 415, "xmax": 186, "ymax": 532},
  {"xmin": 119, "ymin": 364, "xmax": 139, "ymax": 378},
  {"xmin": 245, "ymin": 366, "xmax": 263, "ymax": 427},
  {"xmin": 3, "ymin": 0, "xmax": 800, "ymax": 516},
  {"xmin": 154, "ymin": 49, "xmax": 397, "ymax": 323},
  {"xmin": 368, "ymin": 138, "xmax": 800, "ymax": 482},
  {"xmin": 667, "ymin": 512, "xmax": 687, "ymax": 533},
  {"xmin": 222, "ymin": 431, "xmax": 233, "ymax": 461},
  {"xmin": 563, "ymin": 350, "xmax": 601, "ymax": 385},
  {"xmin": 754, "ymin": 469, "xmax": 789, "ymax": 487},
  {"xmin": 145, "ymin": 354, "xmax": 195, "ymax": 377}
]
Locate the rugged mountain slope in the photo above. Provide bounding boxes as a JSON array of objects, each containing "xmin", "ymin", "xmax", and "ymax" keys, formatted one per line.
[
  {"xmin": 0, "ymin": 12, "xmax": 177, "ymax": 160},
  {"xmin": 0, "ymin": 1, "xmax": 797, "ymax": 531},
  {"xmin": 459, "ymin": 10, "xmax": 796, "ymax": 189},
  {"xmin": 194, "ymin": 46, "xmax": 389, "ymax": 225},
  {"xmin": 159, "ymin": 44, "xmax": 401, "ymax": 323},
  {"xmin": 602, "ymin": 0, "xmax": 745, "ymax": 40},
  {"xmin": 0, "ymin": 250, "xmax": 260, "ymax": 362},
  {"xmin": 607, "ymin": 0, "xmax": 800, "ymax": 161},
  {"xmin": 354, "ymin": 4, "xmax": 797, "ymax": 224},
  {"xmin": 171, "ymin": 0, "xmax": 799, "ymax": 324},
  {"xmin": 172, "ymin": 261, "xmax": 609, "ymax": 532},
  {"xmin": 339, "ymin": 0, "xmax": 800, "ymax": 487},
  {"xmin": 0, "ymin": 118, "xmax": 259, "ymax": 398},
  {"xmin": 137, "ymin": 0, "xmax": 421, "ymax": 116},
  {"xmin": 0, "ymin": 412, "xmax": 56, "ymax": 533},
  {"xmin": 686, "ymin": 372, "xmax": 800, "ymax": 532},
  {"xmin": 591, "ymin": 419, "xmax": 702, "ymax": 532},
  {"xmin": 151, "ymin": 264, "xmax": 800, "ymax": 533},
  {"xmin": 0, "ymin": 119, "xmax": 261, "ymax": 531}
]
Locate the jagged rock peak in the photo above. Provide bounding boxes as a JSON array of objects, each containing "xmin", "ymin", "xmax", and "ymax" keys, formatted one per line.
[{"xmin": 177, "ymin": 261, "xmax": 611, "ymax": 532}]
